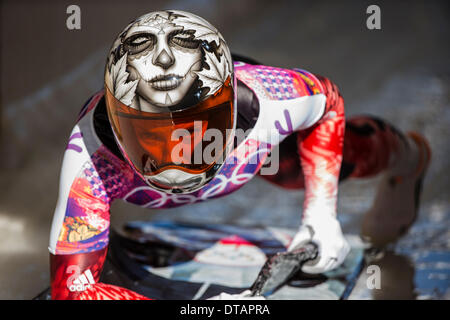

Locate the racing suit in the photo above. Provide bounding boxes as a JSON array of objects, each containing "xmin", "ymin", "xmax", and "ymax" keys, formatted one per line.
[{"xmin": 49, "ymin": 61, "xmax": 407, "ymax": 299}]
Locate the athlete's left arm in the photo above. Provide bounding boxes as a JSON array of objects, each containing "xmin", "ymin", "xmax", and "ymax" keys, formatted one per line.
[
  {"xmin": 286, "ymin": 74, "xmax": 350, "ymax": 273},
  {"xmin": 297, "ymin": 75, "xmax": 345, "ymax": 223}
]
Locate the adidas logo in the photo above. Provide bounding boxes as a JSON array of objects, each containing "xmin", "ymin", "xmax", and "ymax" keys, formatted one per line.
[{"xmin": 68, "ymin": 269, "xmax": 96, "ymax": 292}]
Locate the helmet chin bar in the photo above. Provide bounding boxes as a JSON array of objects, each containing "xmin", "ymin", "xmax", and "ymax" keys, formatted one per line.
[{"xmin": 144, "ymin": 165, "xmax": 220, "ymax": 194}]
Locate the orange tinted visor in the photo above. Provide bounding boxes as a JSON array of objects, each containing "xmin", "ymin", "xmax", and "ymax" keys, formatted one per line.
[{"xmin": 105, "ymin": 78, "xmax": 235, "ymax": 177}]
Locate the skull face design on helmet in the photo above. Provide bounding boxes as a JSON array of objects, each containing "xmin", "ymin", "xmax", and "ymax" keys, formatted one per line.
[
  {"xmin": 123, "ymin": 16, "xmax": 202, "ymax": 110},
  {"xmin": 104, "ymin": 10, "xmax": 236, "ymax": 194},
  {"xmin": 105, "ymin": 10, "xmax": 233, "ymax": 112}
]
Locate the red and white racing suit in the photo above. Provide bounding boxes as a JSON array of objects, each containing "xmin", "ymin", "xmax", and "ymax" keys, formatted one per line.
[{"xmin": 49, "ymin": 61, "xmax": 406, "ymax": 299}]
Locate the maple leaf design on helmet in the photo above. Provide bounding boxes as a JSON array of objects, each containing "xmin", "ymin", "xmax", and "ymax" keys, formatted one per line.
[
  {"xmin": 196, "ymin": 52, "xmax": 231, "ymax": 95},
  {"xmin": 105, "ymin": 53, "xmax": 138, "ymax": 106}
]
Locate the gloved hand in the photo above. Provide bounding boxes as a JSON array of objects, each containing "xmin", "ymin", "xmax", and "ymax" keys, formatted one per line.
[
  {"xmin": 207, "ymin": 290, "xmax": 265, "ymax": 300},
  {"xmin": 288, "ymin": 215, "xmax": 350, "ymax": 274}
]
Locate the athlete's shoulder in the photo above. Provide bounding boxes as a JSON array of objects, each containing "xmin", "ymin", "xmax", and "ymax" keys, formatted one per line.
[
  {"xmin": 71, "ymin": 89, "xmax": 124, "ymax": 161},
  {"xmin": 233, "ymin": 61, "xmax": 324, "ymax": 100},
  {"xmin": 76, "ymin": 90, "xmax": 105, "ymax": 123}
]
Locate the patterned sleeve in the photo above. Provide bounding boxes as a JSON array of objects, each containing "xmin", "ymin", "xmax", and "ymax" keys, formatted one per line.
[
  {"xmin": 48, "ymin": 92, "xmax": 147, "ymax": 299},
  {"xmin": 297, "ymin": 74, "xmax": 346, "ymax": 221},
  {"xmin": 49, "ymin": 124, "xmax": 110, "ymax": 255}
]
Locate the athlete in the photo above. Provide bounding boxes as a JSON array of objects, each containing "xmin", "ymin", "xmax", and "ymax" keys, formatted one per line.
[{"xmin": 48, "ymin": 10, "xmax": 431, "ymax": 300}]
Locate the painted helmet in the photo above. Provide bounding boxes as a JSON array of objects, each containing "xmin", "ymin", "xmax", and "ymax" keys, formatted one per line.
[{"xmin": 104, "ymin": 10, "xmax": 236, "ymax": 194}]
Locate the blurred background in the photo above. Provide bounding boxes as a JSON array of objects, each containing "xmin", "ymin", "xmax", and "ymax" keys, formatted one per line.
[{"xmin": 0, "ymin": 0, "xmax": 449, "ymax": 299}]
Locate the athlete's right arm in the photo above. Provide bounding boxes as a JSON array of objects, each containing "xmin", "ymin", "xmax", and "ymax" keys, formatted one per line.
[
  {"xmin": 48, "ymin": 122, "xmax": 112, "ymax": 299},
  {"xmin": 49, "ymin": 124, "xmax": 148, "ymax": 300}
]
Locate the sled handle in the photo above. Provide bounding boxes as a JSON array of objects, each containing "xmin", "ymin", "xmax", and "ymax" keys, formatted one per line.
[{"xmin": 250, "ymin": 242, "xmax": 318, "ymax": 297}]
